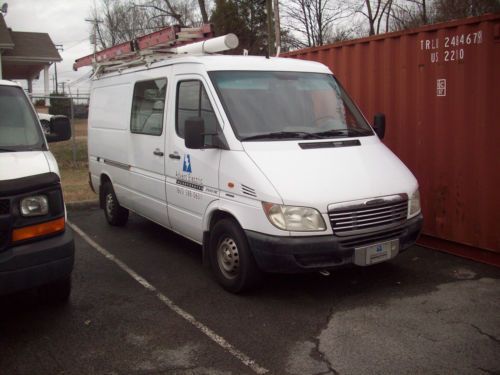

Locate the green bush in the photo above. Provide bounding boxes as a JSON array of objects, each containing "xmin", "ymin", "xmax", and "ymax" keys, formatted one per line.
[
  {"xmin": 34, "ymin": 98, "xmax": 46, "ymax": 107},
  {"xmin": 49, "ymin": 92, "xmax": 71, "ymax": 117}
]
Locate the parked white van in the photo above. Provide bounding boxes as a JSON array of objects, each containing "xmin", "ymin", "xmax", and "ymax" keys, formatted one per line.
[
  {"xmin": 88, "ymin": 44, "xmax": 423, "ymax": 292},
  {"xmin": 0, "ymin": 80, "xmax": 74, "ymax": 301}
]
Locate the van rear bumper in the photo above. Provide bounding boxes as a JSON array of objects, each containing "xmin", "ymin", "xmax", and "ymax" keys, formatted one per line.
[
  {"xmin": 0, "ymin": 229, "xmax": 74, "ymax": 295},
  {"xmin": 246, "ymin": 214, "xmax": 423, "ymax": 273}
]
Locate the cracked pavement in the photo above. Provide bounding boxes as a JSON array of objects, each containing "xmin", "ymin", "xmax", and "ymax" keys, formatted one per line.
[{"xmin": 1, "ymin": 208, "xmax": 499, "ymax": 374}]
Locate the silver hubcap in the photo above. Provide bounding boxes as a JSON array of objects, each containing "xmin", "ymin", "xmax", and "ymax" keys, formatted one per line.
[
  {"xmin": 105, "ymin": 193, "xmax": 115, "ymax": 217},
  {"xmin": 217, "ymin": 237, "xmax": 240, "ymax": 279}
]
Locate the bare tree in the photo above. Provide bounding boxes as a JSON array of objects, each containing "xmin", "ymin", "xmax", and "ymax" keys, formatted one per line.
[
  {"xmin": 89, "ymin": 0, "xmax": 210, "ymax": 49},
  {"xmin": 198, "ymin": 0, "xmax": 209, "ymax": 23},
  {"xmin": 389, "ymin": 0, "xmax": 428, "ymax": 31},
  {"xmin": 357, "ymin": 0, "xmax": 394, "ymax": 35},
  {"xmin": 284, "ymin": 0, "xmax": 351, "ymax": 48}
]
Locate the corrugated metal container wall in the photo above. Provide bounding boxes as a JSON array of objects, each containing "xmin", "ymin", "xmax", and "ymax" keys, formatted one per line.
[{"xmin": 285, "ymin": 14, "xmax": 500, "ymax": 264}]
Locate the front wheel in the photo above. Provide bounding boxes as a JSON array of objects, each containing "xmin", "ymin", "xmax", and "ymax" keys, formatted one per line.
[
  {"xmin": 209, "ymin": 219, "xmax": 262, "ymax": 293},
  {"xmin": 103, "ymin": 182, "xmax": 129, "ymax": 226}
]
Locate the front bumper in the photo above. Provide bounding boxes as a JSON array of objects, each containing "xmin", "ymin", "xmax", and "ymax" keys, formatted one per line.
[
  {"xmin": 0, "ymin": 228, "xmax": 74, "ymax": 295},
  {"xmin": 246, "ymin": 213, "xmax": 423, "ymax": 273}
]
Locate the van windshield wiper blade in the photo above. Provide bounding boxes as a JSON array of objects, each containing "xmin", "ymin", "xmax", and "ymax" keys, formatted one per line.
[
  {"xmin": 241, "ymin": 131, "xmax": 322, "ymax": 141},
  {"xmin": 313, "ymin": 128, "xmax": 373, "ymax": 138}
]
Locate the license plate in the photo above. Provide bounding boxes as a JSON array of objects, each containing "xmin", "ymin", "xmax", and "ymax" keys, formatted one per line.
[{"xmin": 354, "ymin": 239, "xmax": 399, "ymax": 266}]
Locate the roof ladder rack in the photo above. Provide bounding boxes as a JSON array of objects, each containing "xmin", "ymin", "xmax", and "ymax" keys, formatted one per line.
[{"xmin": 74, "ymin": 24, "xmax": 239, "ymax": 77}]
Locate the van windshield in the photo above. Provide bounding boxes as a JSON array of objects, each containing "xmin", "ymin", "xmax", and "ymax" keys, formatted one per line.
[
  {"xmin": 0, "ymin": 85, "xmax": 45, "ymax": 152},
  {"xmin": 209, "ymin": 71, "xmax": 373, "ymax": 141}
]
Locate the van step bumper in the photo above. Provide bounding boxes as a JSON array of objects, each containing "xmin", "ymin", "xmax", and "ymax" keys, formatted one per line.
[{"xmin": 245, "ymin": 214, "xmax": 423, "ymax": 273}]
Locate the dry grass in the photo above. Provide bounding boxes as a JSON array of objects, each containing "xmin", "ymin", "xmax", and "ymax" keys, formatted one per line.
[
  {"xmin": 73, "ymin": 119, "xmax": 88, "ymax": 138},
  {"xmin": 59, "ymin": 167, "xmax": 96, "ymax": 202},
  {"xmin": 49, "ymin": 120, "xmax": 96, "ymax": 203}
]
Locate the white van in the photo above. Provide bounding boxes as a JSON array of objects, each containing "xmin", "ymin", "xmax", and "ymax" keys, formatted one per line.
[
  {"xmin": 0, "ymin": 80, "xmax": 74, "ymax": 301},
  {"xmin": 88, "ymin": 50, "xmax": 423, "ymax": 292}
]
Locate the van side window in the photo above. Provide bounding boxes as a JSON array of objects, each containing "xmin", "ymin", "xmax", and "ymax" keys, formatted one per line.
[
  {"xmin": 130, "ymin": 78, "xmax": 167, "ymax": 136},
  {"xmin": 176, "ymin": 80, "xmax": 218, "ymax": 139}
]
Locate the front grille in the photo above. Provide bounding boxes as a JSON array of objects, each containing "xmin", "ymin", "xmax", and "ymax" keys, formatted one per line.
[
  {"xmin": 339, "ymin": 227, "xmax": 405, "ymax": 248},
  {"xmin": 0, "ymin": 199, "xmax": 9, "ymax": 215},
  {"xmin": 329, "ymin": 197, "xmax": 408, "ymax": 236}
]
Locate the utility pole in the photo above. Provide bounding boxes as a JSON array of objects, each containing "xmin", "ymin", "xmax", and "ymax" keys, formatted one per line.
[
  {"xmin": 53, "ymin": 44, "xmax": 63, "ymax": 94},
  {"xmin": 266, "ymin": 0, "xmax": 274, "ymax": 56},
  {"xmin": 85, "ymin": 17, "xmax": 103, "ymax": 64},
  {"xmin": 273, "ymin": 0, "xmax": 281, "ymax": 55}
]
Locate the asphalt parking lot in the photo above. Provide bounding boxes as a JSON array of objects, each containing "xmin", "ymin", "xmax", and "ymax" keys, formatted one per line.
[{"xmin": 1, "ymin": 206, "xmax": 499, "ymax": 375}]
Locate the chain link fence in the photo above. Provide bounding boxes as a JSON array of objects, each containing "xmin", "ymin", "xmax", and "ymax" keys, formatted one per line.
[{"xmin": 30, "ymin": 94, "xmax": 89, "ymax": 164}]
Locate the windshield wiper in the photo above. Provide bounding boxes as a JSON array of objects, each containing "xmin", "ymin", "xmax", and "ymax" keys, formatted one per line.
[
  {"xmin": 313, "ymin": 128, "xmax": 373, "ymax": 138},
  {"xmin": 241, "ymin": 131, "xmax": 323, "ymax": 141}
]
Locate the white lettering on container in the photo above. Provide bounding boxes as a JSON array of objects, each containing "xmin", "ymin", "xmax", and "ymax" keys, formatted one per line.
[
  {"xmin": 437, "ymin": 79, "xmax": 446, "ymax": 97},
  {"xmin": 420, "ymin": 30, "xmax": 483, "ymax": 64}
]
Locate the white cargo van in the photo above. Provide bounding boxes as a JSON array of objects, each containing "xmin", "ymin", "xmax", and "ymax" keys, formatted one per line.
[
  {"xmin": 0, "ymin": 80, "xmax": 74, "ymax": 301},
  {"xmin": 88, "ymin": 42, "xmax": 422, "ymax": 292}
]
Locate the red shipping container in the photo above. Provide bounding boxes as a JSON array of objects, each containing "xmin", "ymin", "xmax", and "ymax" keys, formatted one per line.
[{"xmin": 285, "ymin": 14, "xmax": 500, "ymax": 266}]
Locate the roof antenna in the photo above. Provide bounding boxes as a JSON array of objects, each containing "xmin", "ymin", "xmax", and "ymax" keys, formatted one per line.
[{"xmin": 265, "ymin": 50, "xmax": 269, "ymax": 59}]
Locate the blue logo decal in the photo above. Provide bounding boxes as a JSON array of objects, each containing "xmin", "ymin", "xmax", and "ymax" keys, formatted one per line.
[
  {"xmin": 183, "ymin": 154, "xmax": 192, "ymax": 173},
  {"xmin": 376, "ymin": 244, "xmax": 383, "ymax": 253}
]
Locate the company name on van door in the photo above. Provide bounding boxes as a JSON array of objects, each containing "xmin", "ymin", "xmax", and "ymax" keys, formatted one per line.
[{"xmin": 175, "ymin": 168, "xmax": 203, "ymax": 200}]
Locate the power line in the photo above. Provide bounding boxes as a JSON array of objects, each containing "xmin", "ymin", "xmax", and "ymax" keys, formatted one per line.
[{"xmin": 61, "ymin": 37, "xmax": 90, "ymax": 51}]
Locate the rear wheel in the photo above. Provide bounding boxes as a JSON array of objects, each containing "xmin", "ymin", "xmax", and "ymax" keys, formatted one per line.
[
  {"xmin": 209, "ymin": 219, "xmax": 262, "ymax": 293},
  {"xmin": 103, "ymin": 182, "xmax": 129, "ymax": 226}
]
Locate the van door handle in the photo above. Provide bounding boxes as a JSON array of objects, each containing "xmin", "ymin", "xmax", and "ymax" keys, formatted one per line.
[
  {"xmin": 153, "ymin": 149, "xmax": 164, "ymax": 156},
  {"xmin": 169, "ymin": 153, "xmax": 180, "ymax": 160}
]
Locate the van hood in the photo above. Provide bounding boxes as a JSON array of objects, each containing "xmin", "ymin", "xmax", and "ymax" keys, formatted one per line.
[
  {"xmin": 243, "ymin": 137, "xmax": 418, "ymax": 212},
  {"xmin": 0, "ymin": 151, "xmax": 53, "ymax": 181}
]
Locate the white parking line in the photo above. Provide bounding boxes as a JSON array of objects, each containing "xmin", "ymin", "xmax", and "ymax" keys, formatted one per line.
[{"xmin": 68, "ymin": 221, "xmax": 269, "ymax": 375}]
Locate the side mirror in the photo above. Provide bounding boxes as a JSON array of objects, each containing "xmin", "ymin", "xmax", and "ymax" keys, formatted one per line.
[
  {"xmin": 373, "ymin": 113, "xmax": 386, "ymax": 139},
  {"xmin": 46, "ymin": 115, "xmax": 71, "ymax": 143},
  {"xmin": 185, "ymin": 117, "xmax": 205, "ymax": 149}
]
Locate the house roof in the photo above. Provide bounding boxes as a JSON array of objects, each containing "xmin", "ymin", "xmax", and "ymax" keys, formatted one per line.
[
  {"xmin": 0, "ymin": 14, "xmax": 61, "ymax": 80},
  {"xmin": 0, "ymin": 14, "xmax": 14, "ymax": 48},
  {"xmin": 2, "ymin": 31, "xmax": 61, "ymax": 62}
]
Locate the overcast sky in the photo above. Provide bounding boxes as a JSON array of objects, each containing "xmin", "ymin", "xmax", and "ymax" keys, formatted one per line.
[{"xmin": 5, "ymin": 0, "xmax": 95, "ymax": 94}]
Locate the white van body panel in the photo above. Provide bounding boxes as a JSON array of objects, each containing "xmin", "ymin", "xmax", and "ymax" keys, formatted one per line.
[
  {"xmin": 88, "ymin": 69, "xmax": 171, "ymax": 228},
  {"xmin": 200, "ymin": 150, "xmax": 288, "ymax": 236},
  {"xmin": 43, "ymin": 151, "xmax": 60, "ymax": 176},
  {"xmin": 0, "ymin": 151, "xmax": 55, "ymax": 180},
  {"xmin": 242, "ymin": 136, "xmax": 418, "ymax": 211}
]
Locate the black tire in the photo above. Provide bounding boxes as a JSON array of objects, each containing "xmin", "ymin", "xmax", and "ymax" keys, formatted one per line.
[
  {"xmin": 103, "ymin": 182, "xmax": 129, "ymax": 226},
  {"xmin": 209, "ymin": 218, "xmax": 262, "ymax": 293},
  {"xmin": 39, "ymin": 276, "xmax": 71, "ymax": 304}
]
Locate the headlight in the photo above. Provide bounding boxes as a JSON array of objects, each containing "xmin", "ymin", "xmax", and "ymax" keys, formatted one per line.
[
  {"xmin": 262, "ymin": 202, "xmax": 326, "ymax": 231},
  {"xmin": 408, "ymin": 189, "xmax": 421, "ymax": 217},
  {"xmin": 20, "ymin": 195, "xmax": 49, "ymax": 216}
]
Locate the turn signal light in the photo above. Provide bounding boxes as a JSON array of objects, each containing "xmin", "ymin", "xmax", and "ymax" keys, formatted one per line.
[{"xmin": 12, "ymin": 217, "xmax": 65, "ymax": 243}]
